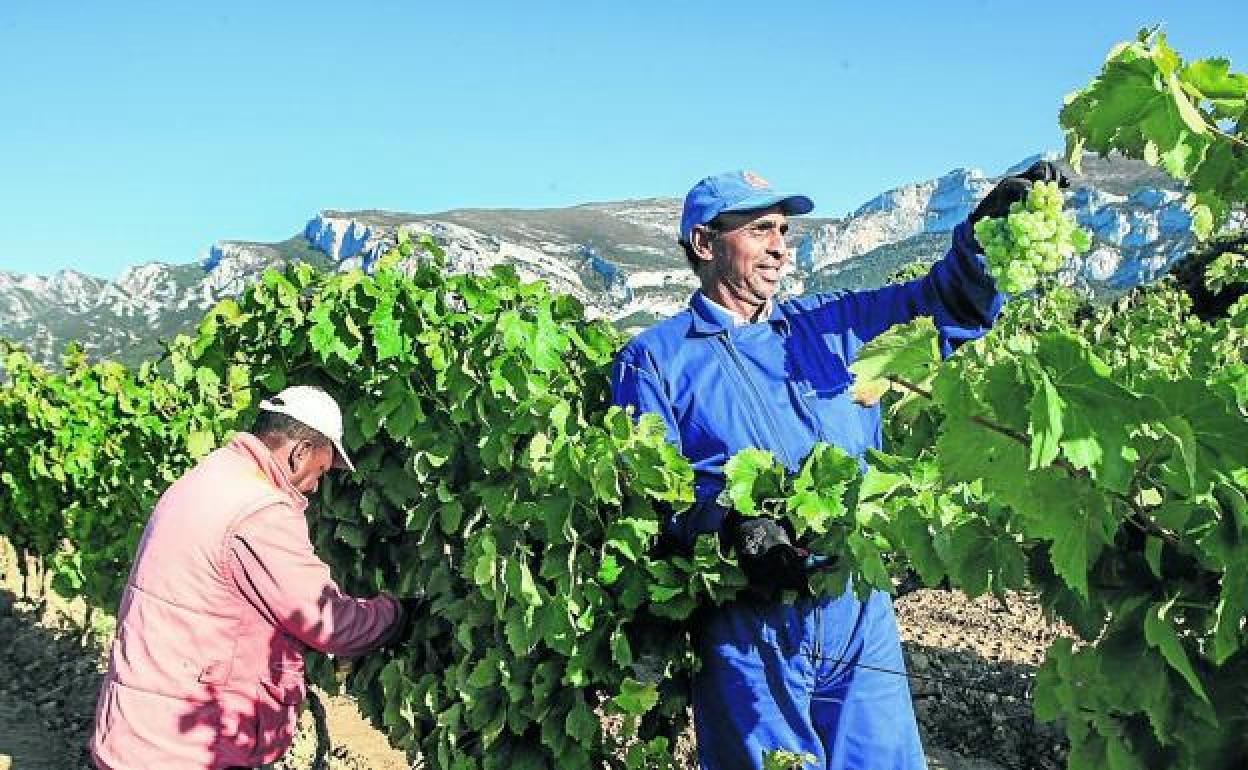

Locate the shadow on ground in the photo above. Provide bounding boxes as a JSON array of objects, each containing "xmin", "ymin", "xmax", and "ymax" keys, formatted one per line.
[{"xmin": 0, "ymin": 587, "xmax": 100, "ymax": 770}]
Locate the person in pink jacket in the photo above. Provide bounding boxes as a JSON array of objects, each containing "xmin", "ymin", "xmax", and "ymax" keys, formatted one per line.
[{"xmin": 91, "ymin": 385, "xmax": 413, "ymax": 770}]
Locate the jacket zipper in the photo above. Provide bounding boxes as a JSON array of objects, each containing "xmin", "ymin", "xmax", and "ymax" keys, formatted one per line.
[
  {"xmin": 720, "ymin": 333, "xmax": 797, "ymax": 470},
  {"xmin": 812, "ymin": 601, "xmax": 823, "ymax": 667},
  {"xmin": 719, "ymin": 328, "xmax": 826, "ymax": 671}
]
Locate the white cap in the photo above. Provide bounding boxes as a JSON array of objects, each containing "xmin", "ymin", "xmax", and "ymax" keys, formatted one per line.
[{"xmin": 258, "ymin": 385, "xmax": 355, "ymax": 472}]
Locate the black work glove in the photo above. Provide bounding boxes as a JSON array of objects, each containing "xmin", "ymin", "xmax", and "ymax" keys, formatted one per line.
[
  {"xmin": 726, "ymin": 515, "xmax": 809, "ymax": 593},
  {"xmin": 376, "ymin": 596, "xmax": 427, "ymax": 654},
  {"xmin": 968, "ymin": 160, "xmax": 1071, "ymax": 228}
]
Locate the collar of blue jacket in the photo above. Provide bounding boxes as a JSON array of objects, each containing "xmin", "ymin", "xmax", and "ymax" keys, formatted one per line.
[{"xmin": 689, "ymin": 291, "xmax": 792, "ymax": 336}]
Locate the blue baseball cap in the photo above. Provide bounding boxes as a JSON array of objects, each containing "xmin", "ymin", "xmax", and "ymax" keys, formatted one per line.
[{"xmin": 679, "ymin": 170, "xmax": 814, "ymax": 243}]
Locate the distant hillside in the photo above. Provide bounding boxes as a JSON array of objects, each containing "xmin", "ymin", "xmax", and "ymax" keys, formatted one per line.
[
  {"xmin": 808, "ymin": 233, "xmax": 950, "ymax": 292},
  {"xmin": 1, "ymin": 153, "xmax": 1198, "ymax": 369}
]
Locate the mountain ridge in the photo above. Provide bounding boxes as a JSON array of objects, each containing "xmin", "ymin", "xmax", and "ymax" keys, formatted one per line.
[{"xmin": 1, "ymin": 153, "xmax": 1197, "ymax": 368}]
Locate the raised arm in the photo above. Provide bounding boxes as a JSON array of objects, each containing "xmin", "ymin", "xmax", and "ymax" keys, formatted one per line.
[
  {"xmin": 812, "ymin": 160, "xmax": 1069, "ymax": 358},
  {"xmin": 816, "ymin": 220, "xmax": 1003, "ymax": 357}
]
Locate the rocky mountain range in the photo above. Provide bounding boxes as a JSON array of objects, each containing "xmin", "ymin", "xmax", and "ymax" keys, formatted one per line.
[{"xmin": 0, "ymin": 154, "xmax": 1197, "ymax": 369}]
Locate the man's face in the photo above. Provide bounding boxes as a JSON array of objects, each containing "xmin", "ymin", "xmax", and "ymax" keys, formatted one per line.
[
  {"xmin": 694, "ymin": 206, "xmax": 791, "ymax": 311},
  {"xmin": 286, "ymin": 440, "xmax": 335, "ymax": 494}
]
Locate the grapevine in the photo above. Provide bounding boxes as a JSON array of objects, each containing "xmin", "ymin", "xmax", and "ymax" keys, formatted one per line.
[{"xmin": 0, "ymin": 343, "xmax": 237, "ymax": 609}]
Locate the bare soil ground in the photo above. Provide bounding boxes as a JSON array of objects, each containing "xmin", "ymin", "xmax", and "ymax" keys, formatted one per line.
[
  {"xmin": 897, "ymin": 589, "xmax": 1070, "ymax": 770},
  {"xmin": 0, "ymin": 538, "xmax": 1064, "ymax": 770}
]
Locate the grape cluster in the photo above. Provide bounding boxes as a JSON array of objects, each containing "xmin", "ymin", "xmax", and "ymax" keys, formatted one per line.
[{"xmin": 973, "ymin": 180, "xmax": 1092, "ymax": 294}]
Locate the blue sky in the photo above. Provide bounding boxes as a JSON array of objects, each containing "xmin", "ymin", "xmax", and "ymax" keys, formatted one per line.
[{"xmin": 1, "ymin": 1, "xmax": 1245, "ymax": 279}]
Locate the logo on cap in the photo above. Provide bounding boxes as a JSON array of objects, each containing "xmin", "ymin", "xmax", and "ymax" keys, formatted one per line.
[{"xmin": 742, "ymin": 171, "xmax": 770, "ymax": 189}]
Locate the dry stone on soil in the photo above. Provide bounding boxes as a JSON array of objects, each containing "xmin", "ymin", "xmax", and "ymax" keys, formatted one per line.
[{"xmin": 897, "ymin": 588, "xmax": 1070, "ymax": 770}]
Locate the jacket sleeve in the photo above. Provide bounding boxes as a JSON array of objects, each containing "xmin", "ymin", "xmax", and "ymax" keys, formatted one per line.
[
  {"xmin": 611, "ymin": 347, "xmax": 729, "ymax": 549},
  {"xmin": 824, "ymin": 221, "xmax": 1005, "ymax": 356},
  {"xmin": 228, "ymin": 503, "xmax": 401, "ymax": 657}
]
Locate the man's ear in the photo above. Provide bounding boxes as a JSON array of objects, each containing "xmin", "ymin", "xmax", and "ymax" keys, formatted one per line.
[
  {"xmin": 689, "ymin": 225, "xmax": 717, "ymax": 264},
  {"xmin": 290, "ymin": 439, "xmax": 314, "ymax": 468}
]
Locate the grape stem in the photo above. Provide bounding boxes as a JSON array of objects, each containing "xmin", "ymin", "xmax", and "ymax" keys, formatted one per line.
[{"xmin": 884, "ymin": 375, "xmax": 1181, "ymax": 547}]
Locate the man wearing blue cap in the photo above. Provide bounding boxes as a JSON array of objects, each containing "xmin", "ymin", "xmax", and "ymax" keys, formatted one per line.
[{"xmin": 611, "ymin": 164, "xmax": 1064, "ymax": 769}]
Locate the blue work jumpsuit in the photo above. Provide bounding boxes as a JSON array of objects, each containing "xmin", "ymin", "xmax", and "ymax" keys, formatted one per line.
[{"xmin": 610, "ymin": 222, "xmax": 1003, "ymax": 770}]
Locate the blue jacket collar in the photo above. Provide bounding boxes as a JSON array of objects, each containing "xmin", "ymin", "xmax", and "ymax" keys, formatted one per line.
[{"xmin": 689, "ymin": 291, "xmax": 790, "ymax": 336}]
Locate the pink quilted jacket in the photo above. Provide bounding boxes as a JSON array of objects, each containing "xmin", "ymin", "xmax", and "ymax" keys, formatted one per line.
[{"xmin": 91, "ymin": 432, "xmax": 400, "ymax": 769}]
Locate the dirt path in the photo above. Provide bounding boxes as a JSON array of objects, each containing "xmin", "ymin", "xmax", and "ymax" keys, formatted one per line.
[
  {"xmin": 896, "ymin": 589, "xmax": 1069, "ymax": 769},
  {"xmin": 274, "ymin": 691, "xmax": 409, "ymax": 770},
  {"xmin": 0, "ymin": 541, "xmax": 97, "ymax": 770},
  {"xmin": 0, "ymin": 671, "xmax": 66, "ymax": 770}
]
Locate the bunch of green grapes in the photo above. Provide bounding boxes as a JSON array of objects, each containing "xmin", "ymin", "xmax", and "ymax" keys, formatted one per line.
[{"xmin": 973, "ymin": 180, "xmax": 1092, "ymax": 294}]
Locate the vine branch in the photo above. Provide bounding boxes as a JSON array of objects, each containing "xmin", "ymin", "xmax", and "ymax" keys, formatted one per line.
[{"xmin": 886, "ymin": 375, "xmax": 1180, "ymax": 546}]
